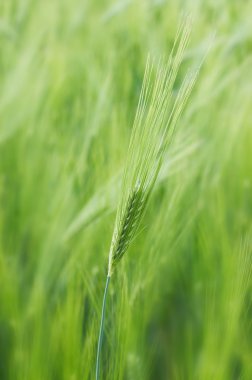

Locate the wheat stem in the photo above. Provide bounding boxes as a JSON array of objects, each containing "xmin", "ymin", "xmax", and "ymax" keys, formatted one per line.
[{"xmin": 96, "ymin": 275, "xmax": 110, "ymax": 380}]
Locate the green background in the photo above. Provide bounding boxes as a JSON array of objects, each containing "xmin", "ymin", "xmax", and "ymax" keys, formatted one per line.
[{"xmin": 0, "ymin": 1, "xmax": 251, "ymax": 379}]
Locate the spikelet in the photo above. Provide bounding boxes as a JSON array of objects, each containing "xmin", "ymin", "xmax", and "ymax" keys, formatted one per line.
[{"xmin": 108, "ymin": 18, "xmax": 199, "ymax": 276}]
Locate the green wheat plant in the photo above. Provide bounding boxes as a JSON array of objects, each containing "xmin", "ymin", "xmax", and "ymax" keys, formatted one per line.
[{"xmin": 95, "ymin": 19, "xmax": 200, "ymax": 380}]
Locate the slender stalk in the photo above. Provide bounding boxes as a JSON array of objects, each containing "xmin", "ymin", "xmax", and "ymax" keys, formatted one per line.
[{"xmin": 96, "ymin": 275, "xmax": 110, "ymax": 380}]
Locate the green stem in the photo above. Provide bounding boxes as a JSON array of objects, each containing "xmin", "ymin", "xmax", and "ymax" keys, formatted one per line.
[{"xmin": 96, "ymin": 275, "xmax": 110, "ymax": 380}]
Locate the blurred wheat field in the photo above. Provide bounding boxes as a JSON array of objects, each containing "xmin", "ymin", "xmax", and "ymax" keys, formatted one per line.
[{"xmin": 0, "ymin": 1, "xmax": 252, "ymax": 379}]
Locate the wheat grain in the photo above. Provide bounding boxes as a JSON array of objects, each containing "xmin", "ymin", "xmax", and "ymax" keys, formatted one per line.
[{"xmin": 109, "ymin": 183, "xmax": 144, "ymax": 268}]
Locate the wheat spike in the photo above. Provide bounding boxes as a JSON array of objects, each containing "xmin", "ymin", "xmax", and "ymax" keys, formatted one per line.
[
  {"xmin": 107, "ymin": 18, "xmax": 198, "ymax": 276},
  {"xmin": 96, "ymin": 17, "xmax": 200, "ymax": 380}
]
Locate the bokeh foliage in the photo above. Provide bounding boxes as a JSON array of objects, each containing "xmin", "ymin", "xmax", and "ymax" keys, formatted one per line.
[{"xmin": 0, "ymin": 1, "xmax": 251, "ymax": 379}]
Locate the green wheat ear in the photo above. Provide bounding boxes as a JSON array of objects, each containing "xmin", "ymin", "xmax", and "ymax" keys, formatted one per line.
[
  {"xmin": 96, "ymin": 17, "xmax": 200, "ymax": 380},
  {"xmin": 110, "ymin": 183, "xmax": 144, "ymax": 267}
]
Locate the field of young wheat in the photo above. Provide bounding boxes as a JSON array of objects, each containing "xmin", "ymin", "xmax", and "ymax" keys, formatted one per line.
[{"xmin": 0, "ymin": 1, "xmax": 251, "ymax": 379}]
